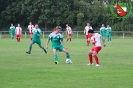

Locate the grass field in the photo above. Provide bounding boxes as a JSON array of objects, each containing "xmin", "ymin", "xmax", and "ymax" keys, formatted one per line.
[{"xmin": 0, "ymin": 38, "xmax": 133, "ymax": 88}]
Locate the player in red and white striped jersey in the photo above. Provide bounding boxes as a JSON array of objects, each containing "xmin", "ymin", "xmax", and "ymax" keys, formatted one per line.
[
  {"xmin": 87, "ymin": 30, "xmax": 106, "ymax": 66},
  {"xmin": 66, "ymin": 24, "xmax": 72, "ymax": 42},
  {"xmin": 15, "ymin": 24, "xmax": 22, "ymax": 42},
  {"xmin": 28, "ymin": 22, "xmax": 34, "ymax": 40},
  {"xmin": 84, "ymin": 23, "xmax": 93, "ymax": 46}
]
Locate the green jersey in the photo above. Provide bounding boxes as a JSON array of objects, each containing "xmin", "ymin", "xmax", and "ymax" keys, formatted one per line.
[
  {"xmin": 48, "ymin": 32, "xmax": 63, "ymax": 46},
  {"xmin": 106, "ymin": 27, "xmax": 111, "ymax": 34},
  {"xmin": 10, "ymin": 26, "xmax": 15, "ymax": 34},
  {"xmin": 32, "ymin": 28, "xmax": 42, "ymax": 40},
  {"xmin": 106, "ymin": 27, "xmax": 112, "ymax": 37},
  {"xmin": 100, "ymin": 27, "xmax": 106, "ymax": 37}
]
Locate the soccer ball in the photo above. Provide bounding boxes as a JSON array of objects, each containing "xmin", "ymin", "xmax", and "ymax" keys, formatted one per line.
[{"xmin": 66, "ymin": 59, "xmax": 71, "ymax": 64}]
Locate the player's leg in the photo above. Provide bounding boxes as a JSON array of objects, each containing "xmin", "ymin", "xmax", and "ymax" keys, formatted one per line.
[
  {"xmin": 37, "ymin": 40, "xmax": 47, "ymax": 54},
  {"xmin": 61, "ymin": 47, "xmax": 72, "ymax": 63},
  {"xmin": 109, "ymin": 33, "xmax": 111, "ymax": 41},
  {"xmin": 92, "ymin": 47, "xmax": 101, "ymax": 66},
  {"xmin": 92, "ymin": 52, "xmax": 99, "ymax": 66},
  {"xmin": 12, "ymin": 33, "xmax": 15, "ymax": 40},
  {"xmin": 87, "ymin": 38, "xmax": 90, "ymax": 46},
  {"xmin": 18, "ymin": 35, "xmax": 21, "ymax": 42},
  {"xmin": 69, "ymin": 34, "xmax": 72, "ymax": 41},
  {"xmin": 16, "ymin": 34, "xmax": 19, "ymax": 42},
  {"xmin": 102, "ymin": 35, "xmax": 105, "ymax": 42},
  {"xmin": 53, "ymin": 49, "xmax": 58, "ymax": 64},
  {"xmin": 87, "ymin": 49, "xmax": 93, "ymax": 65},
  {"xmin": 26, "ymin": 41, "xmax": 35, "ymax": 54},
  {"xmin": 86, "ymin": 35, "xmax": 90, "ymax": 46},
  {"xmin": 11, "ymin": 34, "xmax": 13, "ymax": 40},
  {"xmin": 66, "ymin": 35, "xmax": 70, "ymax": 42},
  {"xmin": 107, "ymin": 34, "xmax": 110, "ymax": 42},
  {"xmin": 38, "ymin": 45, "xmax": 47, "ymax": 54}
]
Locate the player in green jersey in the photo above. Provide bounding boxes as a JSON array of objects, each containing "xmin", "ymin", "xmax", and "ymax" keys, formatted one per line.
[
  {"xmin": 26, "ymin": 24, "xmax": 47, "ymax": 54},
  {"xmin": 106, "ymin": 25, "xmax": 112, "ymax": 42},
  {"xmin": 46, "ymin": 26, "xmax": 72, "ymax": 64},
  {"xmin": 9, "ymin": 24, "xmax": 15, "ymax": 40},
  {"xmin": 100, "ymin": 24, "xmax": 106, "ymax": 41}
]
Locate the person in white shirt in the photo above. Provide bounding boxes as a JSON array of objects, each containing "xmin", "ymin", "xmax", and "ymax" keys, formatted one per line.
[
  {"xmin": 87, "ymin": 30, "xmax": 106, "ymax": 66},
  {"xmin": 66, "ymin": 24, "xmax": 72, "ymax": 42},
  {"xmin": 84, "ymin": 23, "xmax": 93, "ymax": 46},
  {"xmin": 15, "ymin": 24, "xmax": 22, "ymax": 42},
  {"xmin": 28, "ymin": 22, "xmax": 34, "ymax": 40}
]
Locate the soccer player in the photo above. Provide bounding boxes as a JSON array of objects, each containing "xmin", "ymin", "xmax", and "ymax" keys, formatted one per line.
[
  {"xmin": 106, "ymin": 25, "xmax": 112, "ymax": 42},
  {"xmin": 9, "ymin": 24, "xmax": 15, "ymax": 40},
  {"xmin": 46, "ymin": 26, "xmax": 72, "ymax": 64},
  {"xmin": 28, "ymin": 22, "xmax": 34, "ymax": 40},
  {"xmin": 84, "ymin": 23, "xmax": 93, "ymax": 46},
  {"xmin": 66, "ymin": 24, "xmax": 72, "ymax": 42},
  {"xmin": 100, "ymin": 24, "xmax": 106, "ymax": 39},
  {"xmin": 15, "ymin": 24, "xmax": 22, "ymax": 42},
  {"xmin": 26, "ymin": 24, "xmax": 47, "ymax": 54},
  {"xmin": 87, "ymin": 30, "xmax": 106, "ymax": 66}
]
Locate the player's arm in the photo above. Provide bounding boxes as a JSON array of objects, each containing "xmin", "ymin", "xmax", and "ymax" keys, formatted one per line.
[
  {"xmin": 61, "ymin": 41, "xmax": 67, "ymax": 49},
  {"xmin": 100, "ymin": 28, "xmax": 102, "ymax": 34},
  {"xmin": 84, "ymin": 28, "xmax": 86, "ymax": 34},
  {"xmin": 46, "ymin": 36, "xmax": 51, "ymax": 49},
  {"xmin": 100, "ymin": 36, "xmax": 106, "ymax": 47},
  {"xmin": 110, "ymin": 27, "xmax": 112, "ymax": 32},
  {"xmin": 91, "ymin": 27, "xmax": 93, "ymax": 30},
  {"xmin": 70, "ymin": 27, "xmax": 73, "ymax": 34},
  {"xmin": 21, "ymin": 28, "xmax": 22, "ymax": 35},
  {"xmin": 66, "ymin": 29, "xmax": 67, "ymax": 35},
  {"xmin": 15, "ymin": 28, "xmax": 17, "ymax": 34},
  {"xmin": 37, "ymin": 33, "xmax": 42, "ymax": 37},
  {"xmin": 46, "ymin": 40, "xmax": 50, "ymax": 49},
  {"xmin": 60, "ymin": 36, "xmax": 67, "ymax": 49}
]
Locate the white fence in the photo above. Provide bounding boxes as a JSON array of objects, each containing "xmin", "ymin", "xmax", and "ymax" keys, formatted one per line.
[{"xmin": 0, "ymin": 31, "xmax": 133, "ymax": 39}]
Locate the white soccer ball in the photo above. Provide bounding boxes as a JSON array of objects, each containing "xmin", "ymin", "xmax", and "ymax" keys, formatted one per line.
[{"xmin": 66, "ymin": 59, "xmax": 71, "ymax": 64}]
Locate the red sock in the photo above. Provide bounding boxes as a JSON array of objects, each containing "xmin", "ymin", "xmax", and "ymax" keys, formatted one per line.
[
  {"xmin": 18, "ymin": 38, "xmax": 20, "ymax": 42},
  {"xmin": 88, "ymin": 54, "xmax": 93, "ymax": 64},
  {"xmin": 87, "ymin": 40, "xmax": 90, "ymax": 45},
  {"xmin": 70, "ymin": 38, "xmax": 72, "ymax": 41},
  {"xmin": 94, "ymin": 55, "xmax": 99, "ymax": 64}
]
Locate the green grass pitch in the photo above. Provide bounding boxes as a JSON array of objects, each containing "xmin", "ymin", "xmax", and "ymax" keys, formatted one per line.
[{"xmin": 0, "ymin": 38, "xmax": 133, "ymax": 88}]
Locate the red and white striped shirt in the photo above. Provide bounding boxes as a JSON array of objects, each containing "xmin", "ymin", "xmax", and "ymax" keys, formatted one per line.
[
  {"xmin": 84, "ymin": 26, "xmax": 93, "ymax": 35},
  {"xmin": 91, "ymin": 33, "xmax": 101, "ymax": 47},
  {"xmin": 28, "ymin": 25, "xmax": 34, "ymax": 34},
  {"xmin": 15, "ymin": 27, "xmax": 22, "ymax": 35},
  {"xmin": 66, "ymin": 26, "xmax": 72, "ymax": 34}
]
